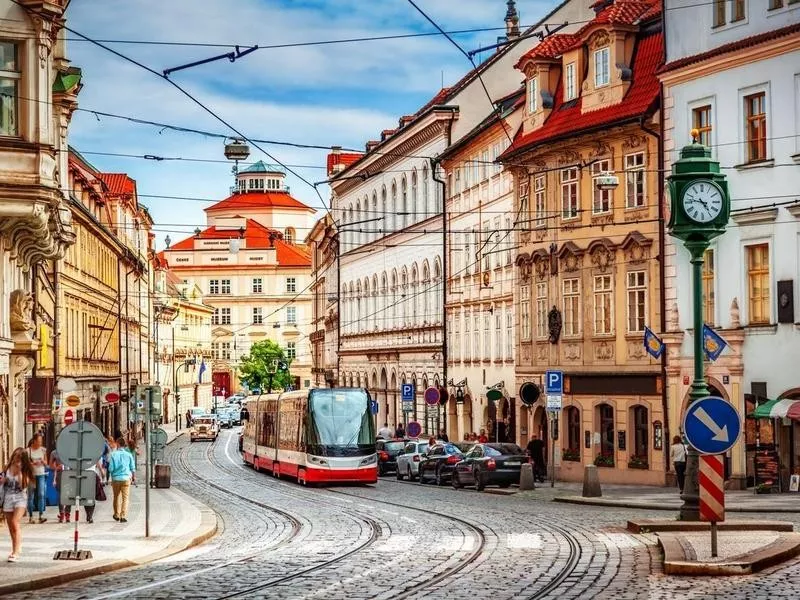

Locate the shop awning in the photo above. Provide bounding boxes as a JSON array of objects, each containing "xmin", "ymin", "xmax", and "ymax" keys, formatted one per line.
[{"xmin": 751, "ymin": 398, "xmax": 800, "ymax": 420}]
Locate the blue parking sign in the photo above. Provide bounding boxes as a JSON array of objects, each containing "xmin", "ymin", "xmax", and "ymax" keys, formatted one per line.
[
  {"xmin": 401, "ymin": 384, "xmax": 414, "ymax": 401},
  {"xmin": 545, "ymin": 370, "xmax": 563, "ymax": 394}
]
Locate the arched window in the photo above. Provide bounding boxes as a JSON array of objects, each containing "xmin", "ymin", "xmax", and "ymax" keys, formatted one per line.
[
  {"xmin": 597, "ymin": 403, "xmax": 615, "ymax": 464},
  {"xmin": 401, "ymin": 176, "xmax": 408, "ymax": 230},
  {"xmin": 401, "ymin": 267, "xmax": 409, "ymax": 326},
  {"xmin": 347, "ymin": 205, "xmax": 354, "ymax": 250},
  {"xmin": 422, "ymin": 164, "xmax": 429, "ymax": 217},
  {"xmin": 341, "ymin": 284, "xmax": 348, "ymax": 333},
  {"xmin": 632, "ymin": 405, "xmax": 649, "ymax": 461},
  {"xmin": 390, "ymin": 270, "xmax": 398, "ymax": 328},
  {"xmin": 371, "ymin": 274, "xmax": 379, "ymax": 330},
  {"xmin": 380, "ymin": 273, "xmax": 388, "ymax": 330},
  {"xmin": 433, "ymin": 258, "xmax": 442, "ymax": 323},
  {"xmin": 565, "ymin": 406, "xmax": 581, "ymax": 458},
  {"xmin": 356, "ymin": 280, "xmax": 362, "ymax": 328},
  {"xmin": 391, "ymin": 180, "xmax": 398, "ymax": 234},
  {"xmin": 411, "ymin": 169, "xmax": 418, "ymax": 224},
  {"xmin": 355, "ymin": 200, "xmax": 362, "ymax": 247},
  {"xmin": 371, "ymin": 192, "xmax": 378, "ymax": 242},
  {"xmin": 421, "ymin": 261, "xmax": 430, "ymax": 324},
  {"xmin": 381, "ymin": 186, "xmax": 387, "ymax": 238},
  {"xmin": 283, "ymin": 227, "xmax": 296, "ymax": 244},
  {"xmin": 411, "ymin": 263, "xmax": 419, "ymax": 326}
]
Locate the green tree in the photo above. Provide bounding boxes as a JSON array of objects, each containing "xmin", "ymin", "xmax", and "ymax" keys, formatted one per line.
[{"xmin": 238, "ymin": 340, "xmax": 293, "ymax": 392}]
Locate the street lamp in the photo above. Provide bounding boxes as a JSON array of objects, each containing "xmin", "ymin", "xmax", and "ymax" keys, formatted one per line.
[{"xmin": 174, "ymin": 358, "xmax": 196, "ymax": 432}]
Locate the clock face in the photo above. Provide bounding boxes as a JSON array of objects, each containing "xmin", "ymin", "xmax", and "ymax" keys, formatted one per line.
[{"xmin": 682, "ymin": 180, "xmax": 723, "ymax": 224}]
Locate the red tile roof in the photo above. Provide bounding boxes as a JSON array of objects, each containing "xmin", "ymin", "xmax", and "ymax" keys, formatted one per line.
[
  {"xmin": 166, "ymin": 219, "xmax": 311, "ymax": 267},
  {"xmin": 501, "ymin": 31, "xmax": 663, "ymax": 158},
  {"xmin": 327, "ymin": 152, "xmax": 363, "ymax": 175},
  {"xmin": 516, "ymin": 34, "xmax": 580, "ymax": 66},
  {"xmin": 204, "ymin": 190, "xmax": 313, "ymax": 213},
  {"xmin": 565, "ymin": 0, "xmax": 661, "ymax": 50},
  {"xmin": 99, "ymin": 173, "xmax": 136, "ymax": 196},
  {"xmin": 660, "ymin": 21, "xmax": 800, "ymax": 74}
]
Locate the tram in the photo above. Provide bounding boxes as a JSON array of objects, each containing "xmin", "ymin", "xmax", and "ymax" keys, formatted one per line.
[{"xmin": 241, "ymin": 388, "xmax": 377, "ymax": 484}]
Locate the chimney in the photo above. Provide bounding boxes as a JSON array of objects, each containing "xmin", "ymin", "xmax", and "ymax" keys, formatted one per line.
[
  {"xmin": 366, "ymin": 140, "xmax": 380, "ymax": 153},
  {"xmin": 505, "ymin": 0, "xmax": 520, "ymax": 40}
]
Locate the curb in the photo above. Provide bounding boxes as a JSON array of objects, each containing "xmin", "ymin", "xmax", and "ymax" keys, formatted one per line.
[
  {"xmin": 0, "ymin": 487, "xmax": 219, "ymax": 597},
  {"xmin": 553, "ymin": 495, "xmax": 800, "ymax": 514},
  {"xmin": 166, "ymin": 430, "xmax": 185, "ymax": 445}
]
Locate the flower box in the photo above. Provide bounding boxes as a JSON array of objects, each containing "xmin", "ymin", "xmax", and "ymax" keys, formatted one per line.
[
  {"xmin": 627, "ymin": 456, "xmax": 649, "ymax": 470},
  {"xmin": 562, "ymin": 448, "xmax": 581, "ymax": 462},
  {"xmin": 594, "ymin": 453, "xmax": 615, "ymax": 467}
]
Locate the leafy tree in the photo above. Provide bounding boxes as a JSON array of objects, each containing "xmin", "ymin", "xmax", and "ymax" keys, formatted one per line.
[{"xmin": 238, "ymin": 340, "xmax": 292, "ymax": 392}]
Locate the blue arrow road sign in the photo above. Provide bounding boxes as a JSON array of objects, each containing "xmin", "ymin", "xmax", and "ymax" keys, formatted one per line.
[
  {"xmin": 370, "ymin": 399, "xmax": 379, "ymax": 415},
  {"xmin": 545, "ymin": 370, "xmax": 563, "ymax": 394},
  {"xmin": 683, "ymin": 396, "xmax": 741, "ymax": 455}
]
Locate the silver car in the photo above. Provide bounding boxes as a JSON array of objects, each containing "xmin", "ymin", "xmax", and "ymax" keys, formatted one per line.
[{"xmin": 395, "ymin": 441, "xmax": 429, "ymax": 481}]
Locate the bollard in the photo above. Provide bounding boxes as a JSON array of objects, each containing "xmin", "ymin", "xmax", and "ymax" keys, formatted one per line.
[
  {"xmin": 582, "ymin": 464, "xmax": 602, "ymax": 498},
  {"xmin": 519, "ymin": 463, "xmax": 536, "ymax": 491}
]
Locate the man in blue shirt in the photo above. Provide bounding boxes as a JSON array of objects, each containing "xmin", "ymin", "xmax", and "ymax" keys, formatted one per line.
[{"xmin": 107, "ymin": 437, "xmax": 136, "ymax": 522}]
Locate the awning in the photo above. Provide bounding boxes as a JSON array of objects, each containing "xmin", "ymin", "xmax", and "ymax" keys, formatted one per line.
[{"xmin": 751, "ymin": 398, "xmax": 800, "ymax": 420}]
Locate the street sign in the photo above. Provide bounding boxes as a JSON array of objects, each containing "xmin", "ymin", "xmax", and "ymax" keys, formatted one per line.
[
  {"xmin": 401, "ymin": 383, "xmax": 415, "ymax": 413},
  {"xmin": 150, "ymin": 427, "xmax": 168, "ymax": 448},
  {"xmin": 59, "ymin": 470, "xmax": 96, "ymax": 508},
  {"xmin": 699, "ymin": 454, "xmax": 725, "ymax": 522},
  {"xmin": 424, "ymin": 386, "xmax": 440, "ymax": 407},
  {"xmin": 683, "ymin": 396, "xmax": 741, "ymax": 455},
  {"xmin": 370, "ymin": 399, "xmax": 379, "ymax": 415},
  {"xmin": 545, "ymin": 370, "xmax": 563, "ymax": 394},
  {"xmin": 64, "ymin": 409, "xmax": 74, "ymax": 425},
  {"xmin": 105, "ymin": 392, "xmax": 120, "ymax": 404},
  {"xmin": 56, "ymin": 421, "xmax": 105, "ymax": 471},
  {"xmin": 546, "ymin": 394, "xmax": 562, "ymax": 412},
  {"xmin": 406, "ymin": 421, "xmax": 422, "ymax": 438},
  {"xmin": 65, "ymin": 394, "xmax": 80, "ymax": 408}
]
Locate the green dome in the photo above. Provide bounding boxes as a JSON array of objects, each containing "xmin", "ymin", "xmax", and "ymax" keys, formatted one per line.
[{"xmin": 239, "ymin": 160, "xmax": 285, "ymax": 175}]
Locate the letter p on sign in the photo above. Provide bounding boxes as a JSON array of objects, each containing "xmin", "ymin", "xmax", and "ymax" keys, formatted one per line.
[{"xmin": 545, "ymin": 370, "xmax": 563, "ymax": 394}]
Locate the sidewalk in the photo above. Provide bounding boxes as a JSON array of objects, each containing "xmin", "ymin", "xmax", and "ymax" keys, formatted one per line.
[
  {"xmin": 0, "ymin": 428, "xmax": 217, "ymax": 595},
  {"xmin": 517, "ymin": 481, "xmax": 800, "ymax": 513}
]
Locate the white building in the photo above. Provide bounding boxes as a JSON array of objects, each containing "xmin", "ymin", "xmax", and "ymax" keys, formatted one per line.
[
  {"xmin": 161, "ymin": 162, "xmax": 316, "ymax": 395},
  {"xmin": 660, "ymin": 1, "xmax": 800, "ymax": 489}
]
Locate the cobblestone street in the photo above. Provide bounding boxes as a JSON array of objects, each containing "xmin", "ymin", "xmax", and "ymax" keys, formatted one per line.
[{"xmin": 10, "ymin": 430, "xmax": 798, "ymax": 600}]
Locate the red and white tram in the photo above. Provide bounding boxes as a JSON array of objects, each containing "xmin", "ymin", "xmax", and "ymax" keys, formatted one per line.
[{"xmin": 241, "ymin": 387, "xmax": 377, "ymax": 484}]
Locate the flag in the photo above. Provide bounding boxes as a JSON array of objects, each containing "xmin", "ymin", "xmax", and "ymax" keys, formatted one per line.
[
  {"xmin": 198, "ymin": 359, "xmax": 207, "ymax": 383},
  {"xmin": 702, "ymin": 324, "xmax": 727, "ymax": 361},
  {"xmin": 643, "ymin": 326, "xmax": 664, "ymax": 359}
]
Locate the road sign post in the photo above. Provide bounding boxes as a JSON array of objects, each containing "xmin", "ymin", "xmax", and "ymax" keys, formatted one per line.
[
  {"xmin": 401, "ymin": 384, "xmax": 415, "ymax": 418},
  {"xmin": 145, "ymin": 386, "xmax": 151, "ymax": 538},
  {"xmin": 406, "ymin": 421, "xmax": 422, "ymax": 439},
  {"xmin": 699, "ymin": 454, "xmax": 725, "ymax": 557}
]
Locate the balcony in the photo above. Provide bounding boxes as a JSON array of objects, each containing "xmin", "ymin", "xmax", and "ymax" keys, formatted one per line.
[{"xmin": 340, "ymin": 324, "xmax": 442, "ymax": 352}]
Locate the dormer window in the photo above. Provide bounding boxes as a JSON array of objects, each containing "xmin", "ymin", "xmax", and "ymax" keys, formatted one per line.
[
  {"xmin": 594, "ymin": 47, "xmax": 610, "ymax": 87},
  {"xmin": 528, "ymin": 77, "xmax": 538, "ymax": 113},
  {"xmin": 565, "ymin": 62, "xmax": 577, "ymax": 101}
]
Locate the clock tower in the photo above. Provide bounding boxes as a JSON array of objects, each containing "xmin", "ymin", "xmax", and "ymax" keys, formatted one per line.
[{"xmin": 666, "ymin": 130, "xmax": 731, "ymax": 521}]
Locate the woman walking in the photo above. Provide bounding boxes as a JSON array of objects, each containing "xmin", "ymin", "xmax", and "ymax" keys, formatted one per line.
[
  {"xmin": 25, "ymin": 434, "xmax": 47, "ymax": 524},
  {"xmin": 2, "ymin": 448, "xmax": 35, "ymax": 561},
  {"xmin": 49, "ymin": 449, "xmax": 70, "ymax": 523},
  {"xmin": 671, "ymin": 435, "xmax": 687, "ymax": 493}
]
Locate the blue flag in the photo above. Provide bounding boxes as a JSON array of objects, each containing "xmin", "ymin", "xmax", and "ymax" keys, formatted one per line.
[
  {"xmin": 198, "ymin": 359, "xmax": 207, "ymax": 383},
  {"xmin": 702, "ymin": 324, "xmax": 727, "ymax": 361},
  {"xmin": 643, "ymin": 326, "xmax": 664, "ymax": 359}
]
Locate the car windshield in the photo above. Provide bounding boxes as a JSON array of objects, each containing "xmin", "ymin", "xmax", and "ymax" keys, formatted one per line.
[
  {"xmin": 485, "ymin": 443, "xmax": 524, "ymax": 456},
  {"xmin": 384, "ymin": 441, "xmax": 405, "ymax": 451},
  {"xmin": 194, "ymin": 418, "xmax": 213, "ymax": 426},
  {"xmin": 307, "ymin": 389, "xmax": 375, "ymax": 450},
  {"xmin": 442, "ymin": 443, "xmax": 463, "ymax": 456}
]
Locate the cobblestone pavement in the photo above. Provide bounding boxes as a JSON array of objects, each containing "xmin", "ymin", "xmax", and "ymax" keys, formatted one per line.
[{"xmin": 10, "ymin": 430, "xmax": 799, "ymax": 600}]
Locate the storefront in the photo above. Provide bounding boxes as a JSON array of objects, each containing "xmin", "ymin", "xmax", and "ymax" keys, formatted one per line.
[{"xmin": 750, "ymin": 394, "xmax": 800, "ymax": 493}]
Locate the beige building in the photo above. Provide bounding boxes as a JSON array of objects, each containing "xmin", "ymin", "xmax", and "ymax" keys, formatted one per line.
[{"xmin": 161, "ymin": 161, "xmax": 315, "ymax": 394}]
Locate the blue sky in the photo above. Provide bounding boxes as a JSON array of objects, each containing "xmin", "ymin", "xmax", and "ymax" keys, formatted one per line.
[{"xmin": 67, "ymin": 0, "xmax": 558, "ymax": 247}]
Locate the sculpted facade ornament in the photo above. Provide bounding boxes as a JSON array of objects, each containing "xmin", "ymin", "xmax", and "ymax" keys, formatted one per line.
[
  {"xmin": 620, "ymin": 231, "xmax": 652, "ymax": 266},
  {"xmin": 588, "ymin": 30, "xmax": 611, "ymax": 50},
  {"xmin": 558, "ymin": 242, "xmax": 584, "ymax": 273},
  {"xmin": 627, "ymin": 341, "xmax": 647, "ymax": 361},
  {"xmin": 589, "ymin": 141, "xmax": 613, "ymax": 159},
  {"xmin": 730, "ymin": 297, "xmax": 740, "ymax": 328},
  {"xmin": 667, "ymin": 302, "xmax": 679, "ymax": 332},
  {"xmin": 557, "ymin": 149, "xmax": 582, "ymax": 167},
  {"xmin": 10, "ymin": 290, "xmax": 35, "ymax": 336},
  {"xmin": 13, "ymin": 355, "xmax": 35, "ymax": 392},
  {"xmin": 622, "ymin": 134, "xmax": 647, "ymax": 152},
  {"xmin": 588, "ymin": 239, "xmax": 616, "ymax": 273},
  {"xmin": 595, "ymin": 341, "xmax": 613, "ymax": 361},
  {"xmin": 547, "ymin": 306, "xmax": 562, "ymax": 344},
  {"xmin": 564, "ymin": 343, "xmax": 581, "ymax": 360}
]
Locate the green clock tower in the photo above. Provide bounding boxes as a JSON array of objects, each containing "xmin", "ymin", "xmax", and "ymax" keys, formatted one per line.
[{"xmin": 666, "ymin": 130, "xmax": 731, "ymax": 521}]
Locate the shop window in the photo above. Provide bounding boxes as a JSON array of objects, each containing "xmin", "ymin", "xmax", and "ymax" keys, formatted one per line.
[{"xmin": 632, "ymin": 405, "xmax": 649, "ymax": 460}]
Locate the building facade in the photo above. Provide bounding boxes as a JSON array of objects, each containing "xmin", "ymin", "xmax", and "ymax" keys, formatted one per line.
[
  {"xmin": 501, "ymin": 0, "xmax": 667, "ymax": 484},
  {"xmin": 161, "ymin": 162, "xmax": 315, "ymax": 395},
  {"xmin": 660, "ymin": 1, "xmax": 800, "ymax": 489},
  {"xmin": 0, "ymin": 0, "xmax": 79, "ymax": 463}
]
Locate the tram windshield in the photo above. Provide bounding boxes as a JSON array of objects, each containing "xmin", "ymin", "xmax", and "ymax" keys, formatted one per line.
[{"xmin": 306, "ymin": 389, "xmax": 376, "ymax": 456}]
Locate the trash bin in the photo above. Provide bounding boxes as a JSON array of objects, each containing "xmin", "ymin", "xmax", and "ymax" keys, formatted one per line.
[
  {"xmin": 154, "ymin": 464, "xmax": 171, "ymax": 489},
  {"xmin": 46, "ymin": 467, "xmax": 59, "ymax": 506}
]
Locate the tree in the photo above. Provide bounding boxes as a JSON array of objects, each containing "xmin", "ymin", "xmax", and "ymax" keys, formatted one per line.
[{"xmin": 238, "ymin": 340, "xmax": 293, "ymax": 392}]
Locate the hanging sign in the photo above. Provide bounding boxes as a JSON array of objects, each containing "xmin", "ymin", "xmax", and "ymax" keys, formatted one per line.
[{"xmin": 65, "ymin": 394, "xmax": 81, "ymax": 408}]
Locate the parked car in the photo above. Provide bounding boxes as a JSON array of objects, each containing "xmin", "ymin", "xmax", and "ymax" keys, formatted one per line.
[
  {"xmin": 451, "ymin": 443, "xmax": 528, "ymax": 491},
  {"xmin": 395, "ymin": 440, "xmax": 429, "ymax": 481},
  {"xmin": 216, "ymin": 409, "xmax": 233, "ymax": 428},
  {"xmin": 418, "ymin": 443, "xmax": 465, "ymax": 486},
  {"xmin": 229, "ymin": 406, "xmax": 242, "ymax": 426},
  {"xmin": 376, "ymin": 439, "xmax": 407, "ymax": 476},
  {"xmin": 190, "ymin": 415, "xmax": 219, "ymax": 442}
]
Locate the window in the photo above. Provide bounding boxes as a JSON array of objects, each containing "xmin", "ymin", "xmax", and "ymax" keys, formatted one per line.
[
  {"xmin": 593, "ymin": 275, "xmax": 614, "ymax": 335},
  {"xmin": 520, "ymin": 285, "xmax": 531, "ymax": 340},
  {"xmin": 563, "ymin": 278, "xmax": 580, "ymax": 337},
  {"xmin": 535, "ymin": 282, "xmax": 547, "ymax": 340},
  {"xmin": 747, "ymin": 244, "xmax": 770, "ymax": 324},
  {"xmin": 482, "ymin": 221, "xmax": 491, "ymax": 272},
  {"xmin": 560, "ymin": 168, "xmax": 579, "ymax": 219},
  {"xmin": 463, "ymin": 312, "xmax": 471, "ymax": 361},
  {"xmin": 624, "ymin": 153, "xmax": 646, "ymax": 209},
  {"xmin": 211, "ymin": 308, "xmax": 220, "ymax": 325},
  {"xmin": 221, "ymin": 342, "xmax": 231, "ymax": 360},
  {"xmin": 528, "ymin": 77, "xmax": 538, "ymax": 112},
  {"xmin": 209, "ymin": 279, "xmax": 220, "ymax": 295},
  {"xmin": 286, "ymin": 342, "xmax": 296, "ymax": 360},
  {"xmin": 481, "ymin": 150, "xmax": 490, "ymax": 181},
  {"xmin": 453, "ymin": 313, "xmax": 460, "ymax": 361},
  {"xmin": 495, "ymin": 313, "xmax": 502, "ymax": 360},
  {"xmin": 626, "ymin": 271, "xmax": 647, "ymax": 333},
  {"xmin": 692, "ymin": 105, "xmax": 712, "ymax": 147},
  {"xmin": 252, "ymin": 307, "xmax": 263, "ymax": 325},
  {"xmin": 591, "ymin": 159, "xmax": 612, "ymax": 214},
  {"xmin": 211, "ymin": 342, "xmax": 219, "ymax": 359},
  {"xmin": 744, "ymin": 92, "xmax": 767, "ymax": 163},
  {"xmin": 473, "ymin": 315, "xmax": 480, "ymax": 361},
  {"xmin": 599, "ymin": 403, "xmax": 614, "ymax": 458},
  {"xmin": 484, "ymin": 313, "xmax": 491, "ymax": 360},
  {"xmin": 713, "ymin": 0, "xmax": 726, "ymax": 26},
  {"xmin": 286, "ymin": 277, "xmax": 297, "ymax": 293},
  {"xmin": 220, "ymin": 308, "xmax": 231, "ymax": 325},
  {"xmin": 221, "ymin": 279, "xmax": 231, "ymax": 294},
  {"xmin": 0, "ymin": 42, "xmax": 20, "ymax": 136},
  {"xmin": 632, "ymin": 405, "xmax": 648, "ymax": 459},
  {"xmin": 565, "ymin": 406, "xmax": 580, "ymax": 453},
  {"xmin": 287, "ymin": 305, "xmax": 297, "ymax": 324},
  {"xmin": 504, "ymin": 217, "xmax": 512, "ymax": 265},
  {"xmin": 252, "ymin": 278, "xmax": 263, "ymax": 294},
  {"xmin": 732, "ymin": 0, "xmax": 745, "ymax": 21},
  {"xmin": 284, "ymin": 227, "xmax": 295, "ymax": 244},
  {"xmin": 505, "ymin": 310, "xmax": 513, "ymax": 360},
  {"xmin": 534, "ymin": 175, "xmax": 546, "ymax": 228},
  {"xmin": 702, "ymin": 249, "xmax": 715, "ymax": 324},
  {"xmin": 493, "ymin": 217, "xmax": 502, "ymax": 268},
  {"xmin": 565, "ymin": 62, "xmax": 576, "ymax": 101},
  {"xmin": 594, "ymin": 47, "xmax": 610, "ymax": 87}
]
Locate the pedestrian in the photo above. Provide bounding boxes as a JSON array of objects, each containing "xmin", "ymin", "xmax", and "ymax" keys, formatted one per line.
[
  {"xmin": 1, "ymin": 447, "xmax": 35, "ymax": 562},
  {"xmin": 49, "ymin": 449, "xmax": 70, "ymax": 523},
  {"xmin": 395, "ymin": 423, "xmax": 405, "ymax": 439},
  {"xmin": 24, "ymin": 434, "xmax": 47, "ymax": 524},
  {"xmin": 125, "ymin": 438, "xmax": 138, "ymax": 486},
  {"xmin": 478, "ymin": 429, "xmax": 489, "ymax": 443},
  {"xmin": 377, "ymin": 422, "xmax": 392, "ymax": 440},
  {"xmin": 526, "ymin": 434, "xmax": 546, "ymax": 483},
  {"xmin": 671, "ymin": 435, "xmax": 687, "ymax": 493},
  {"xmin": 185, "ymin": 410, "xmax": 193, "ymax": 428},
  {"xmin": 437, "ymin": 429, "xmax": 449, "ymax": 442},
  {"xmin": 427, "ymin": 436, "xmax": 436, "ymax": 448},
  {"xmin": 84, "ymin": 460, "xmax": 106, "ymax": 524},
  {"xmin": 102, "ymin": 437, "xmax": 115, "ymax": 485},
  {"xmin": 107, "ymin": 436, "xmax": 136, "ymax": 523}
]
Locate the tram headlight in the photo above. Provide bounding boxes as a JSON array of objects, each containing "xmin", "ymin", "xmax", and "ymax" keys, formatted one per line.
[
  {"xmin": 309, "ymin": 456, "xmax": 328, "ymax": 465},
  {"xmin": 359, "ymin": 455, "xmax": 377, "ymax": 466}
]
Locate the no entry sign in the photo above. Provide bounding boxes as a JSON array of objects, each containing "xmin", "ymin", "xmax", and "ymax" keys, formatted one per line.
[{"xmin": 64, "ymin": 409, "xmax": 75, "ymax": 425}]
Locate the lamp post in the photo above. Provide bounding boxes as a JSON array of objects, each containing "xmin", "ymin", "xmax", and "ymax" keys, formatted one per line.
[
  {"xmin": 666, "ymin": 130, "xmax": 730, "ymax": 520},
  {"xmin": 174, "ymin": 358, "xmax": 196, "ymax": 432}
]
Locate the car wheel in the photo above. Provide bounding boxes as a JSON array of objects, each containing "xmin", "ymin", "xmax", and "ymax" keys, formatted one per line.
[
  {"xmin": 396, "ymin": 466, "xmax": 403, "ymax": 480},
  {"xmin": 378, "ymin": 464, "xmax": 384, "ymax": 477},
  {"xmin": 474, "ymin": 467, "xmax": 485, "ymax": 491},
  {"xmin": 452, "ymin": 471, "xmax": 462, "ymax": 489},
  {"xmin": 407, "ymin": 465, "xmax": 415, "ymax": 482},
  {"xmin": 435, "ymin": 467, "xmax": 444, "ymax": 486}
]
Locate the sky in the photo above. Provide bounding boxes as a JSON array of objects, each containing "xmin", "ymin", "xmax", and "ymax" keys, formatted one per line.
[{"xmin": 66, "ymin": 0, "xmax": 560, "ymax": 248}]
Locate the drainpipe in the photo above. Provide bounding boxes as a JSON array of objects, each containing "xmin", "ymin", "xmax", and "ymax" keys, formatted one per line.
[{"xmin": 641, "ymin": 112, "xmax": 669, "ymax": 478}]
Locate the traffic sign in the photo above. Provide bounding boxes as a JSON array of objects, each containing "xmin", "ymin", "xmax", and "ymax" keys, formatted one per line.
[
  {"xmin": 546, "ymin": 394, "xmax": 562, "ymax": 412},
  {"xmin": 683, "ymin": 396, "xmax": 741, "ymax": 455},
  {"xmin": 150, "ymin": 427, "xmax": 168, "ymax": 448},
  {"xmin": 64, "ymin": 409, "xmax": 74, "ymax": 425},
  {"xmin": 56, "ymin": 421, "xmax": 105, "ymax": 471},
  {"xmin": 65, "ymin": 394, "xmax": 80, "ymax": 408},
  {"xmin": 401, "ymin": 383, "xmax": 415, "ymax": 413},
  {"xmin": 424, "ymin": 386, "xmax": 440, "ymax": 406},
  {"xmin": 545, "ymin": 370, "xmax": 563, "ymax": 394},
  {"xmin": 370, "ymin": 399, "xmax": 379, "ymax": 415},
  {"xmin": 406, "ymin": 421, "xmax": 422, "ymax": 438},
  {"xmin": 699, "ymin": 454, "xmax": 725, "ymax": 522},
  {"xmin": 105, "ymin": 392, "xmax": 120, "ymax": 404},
  {"xmin": 60, "ymin": 470, "xmax": 96, "ymax": 508}
]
